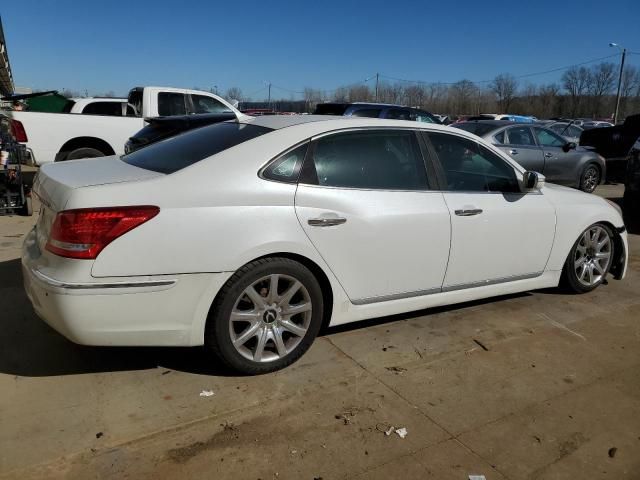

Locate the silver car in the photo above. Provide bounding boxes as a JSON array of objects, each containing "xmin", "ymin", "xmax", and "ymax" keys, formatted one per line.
[{"xmin": 453, "ymin": 121, "xmax": 606, "ymax": 193}]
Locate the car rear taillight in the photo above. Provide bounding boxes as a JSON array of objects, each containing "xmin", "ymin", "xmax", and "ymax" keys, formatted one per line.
[
  {"xmin": 10, "ymin": 119, "xmax": 28, "ymax": 142},
  {"xmin": 45, "ymin": 206, "xmax": 159, "ymax": 259}
]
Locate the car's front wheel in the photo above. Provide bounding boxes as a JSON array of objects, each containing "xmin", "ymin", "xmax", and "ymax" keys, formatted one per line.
[
  {"xmin": 206, "ymin": 257, "xmax": 324, "ymax": 374},
  {"xmin": 561, "ymin": 223, "xmax": 614, "ymax": 293},
  {"xmin": 579, "ymin": 164, "xmax": 600, "ymax": 193}
]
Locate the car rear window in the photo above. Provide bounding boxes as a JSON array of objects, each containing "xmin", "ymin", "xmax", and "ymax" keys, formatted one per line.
[
  {"xmin": 122, "ymin": 122, "xmax": 272, "ymax": 174},
  {"xmin": 452, "ymin": 122, "xmax": 498, "ymax": 137}
]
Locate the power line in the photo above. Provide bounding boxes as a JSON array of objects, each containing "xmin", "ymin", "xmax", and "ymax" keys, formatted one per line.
[{"xmin": 379, "ymin": 53, "xmax": 622, "ymax": 86}]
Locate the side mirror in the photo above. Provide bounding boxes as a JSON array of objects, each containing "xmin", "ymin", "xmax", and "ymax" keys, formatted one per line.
[
  {"xmin": 523, "ymin": 171, "xmax": 545, "ymax": 190},
  {"xmin": 562, "ymin": 142, "xmax": 577, "ymax": 152}
]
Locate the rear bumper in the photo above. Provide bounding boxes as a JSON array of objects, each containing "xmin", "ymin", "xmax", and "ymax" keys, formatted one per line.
[{"xmin": 22, "ymin": 229, "xmax": 231, "ymax": 346}]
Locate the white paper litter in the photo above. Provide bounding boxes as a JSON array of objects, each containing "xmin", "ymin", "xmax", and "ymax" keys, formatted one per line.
[
  {"xmin": 384, "ymin": 426, "xmax": 395, "ymax": 436},
  {"xmin": 199, "ymin": 390, "xmax": 215, "ymax": 397},
  {"xmin": 468, "ymin": 475, "xmax": 486, "ymax": 480},
  {"xmin": 395, "ymin": 427, "xmax": 408, "ymax": 439}
]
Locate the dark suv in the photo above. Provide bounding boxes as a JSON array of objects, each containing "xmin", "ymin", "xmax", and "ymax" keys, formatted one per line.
[{"xmin": 314, "ymin": 102, "xmax": 440, "ymax": 123}]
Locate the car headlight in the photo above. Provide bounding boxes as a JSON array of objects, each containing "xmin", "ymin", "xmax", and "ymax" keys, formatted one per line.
[{"xmin": 605, "ymin": 198, "xmax": 623, "ymax": 216}]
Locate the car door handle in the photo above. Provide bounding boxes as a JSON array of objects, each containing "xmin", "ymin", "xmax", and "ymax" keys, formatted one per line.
[
  {"xmin": 510, "ymin": 149, "xmax": 519, "ymax": 155},
  {"xmin": 454, "ymin": 209, "xmax": 483, "ymax": 216},
  {"xmin": 544, "ymin": 152, "xmax": 553, "ymax": 158},
  {"xmin": 308, "ymin": 217, "xmax": 347, "ymax": 227}
]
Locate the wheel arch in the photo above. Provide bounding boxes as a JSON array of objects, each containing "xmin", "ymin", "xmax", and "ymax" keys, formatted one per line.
[
  {"xmin": 599, "ymin": 221, "xmax": 626, "ymax": 280},
  {"xmin": 204, "ymin": 252, "xmax": 335, "ymax": 336},
  {"xmin": 55, "ymin": 136, "xmax": 116, "ymax": 161}
]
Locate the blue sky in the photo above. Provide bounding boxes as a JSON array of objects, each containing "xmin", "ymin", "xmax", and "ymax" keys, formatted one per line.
[{"xmin": 2, "ymin": 0, "xmax": 639, "ymax": 99}]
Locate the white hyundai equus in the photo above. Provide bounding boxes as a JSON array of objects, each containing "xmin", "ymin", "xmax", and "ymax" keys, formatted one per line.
[{"xmin": 22, "ymin": 115, "xmax": 628, "ymax": 374}]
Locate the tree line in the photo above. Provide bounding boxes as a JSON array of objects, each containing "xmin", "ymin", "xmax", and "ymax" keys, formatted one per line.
[{"xmin": 226, "ymin": 62, "xmax": 640, "ymax": 120}]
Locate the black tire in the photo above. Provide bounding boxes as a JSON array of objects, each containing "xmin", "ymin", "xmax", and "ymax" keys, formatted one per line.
[
  {"xmin": 21, "ymin": 196, "xmax": 33, "ymax": 216},
  {"xmin": 579, "ymin": 164, "xmax": 600, "ymax": 193},
  {"xmin": 560, "ymin": 223, "xmax": 614, "ymax": 293},
  {"xmin": 206, "ymin": 257, "xmax": 324, "ymax": 375},
  {"xmin": 64, "ymin": 147, "xmax": 106, "ymax": 161}
]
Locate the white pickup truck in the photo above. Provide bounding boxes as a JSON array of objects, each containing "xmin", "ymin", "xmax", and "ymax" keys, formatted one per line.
[{"xmin": 9, "ymin": 86, "xmax": 241, "ymax": 165}]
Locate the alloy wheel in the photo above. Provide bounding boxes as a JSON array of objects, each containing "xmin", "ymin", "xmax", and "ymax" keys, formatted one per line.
[
  {"xmin": 574, "ymin": 225, "xmax": 612, "ymax": 287},
  {"xmin": 582, "ymin": 166, "xmax": 599, "ymax": 193},
  {"xmin": 229, "ymin": 274, "xmax": 312, "ymax": 362}
]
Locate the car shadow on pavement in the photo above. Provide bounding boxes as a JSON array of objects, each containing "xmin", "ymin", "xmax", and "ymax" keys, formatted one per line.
[{"xmin": 0, "ymin": 258, "xmax": 238, "ymax": 378}]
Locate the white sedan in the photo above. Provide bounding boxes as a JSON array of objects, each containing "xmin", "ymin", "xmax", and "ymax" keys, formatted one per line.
[{"xmin": 22, "ymin": 115, "xmax": 628, "ymax": 374}]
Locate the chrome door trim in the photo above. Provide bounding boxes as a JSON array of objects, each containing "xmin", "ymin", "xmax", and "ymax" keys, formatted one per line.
[
  {"xmin": 442, "ymin": 271, "xmax": 543, "ymax": 292},
  {"xmin": 350, "ymin": 272, "xmax": 543, "ymax": 305},
  {"xmin": 351, "ymin": 287, "xmax": 442, "ymax": 305}
]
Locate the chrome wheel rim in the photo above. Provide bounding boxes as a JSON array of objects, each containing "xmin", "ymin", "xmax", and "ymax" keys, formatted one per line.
[
  {"xmin": 574, "ymin": 226, "xmax": 611, "ymax": 287},
  {"xmin": 229, "ymin": 274, "xmax": 312, "ymax": 363},
  {"xmin": 582, "ymin": 167, "xmax": 599, "ymax": 192}
]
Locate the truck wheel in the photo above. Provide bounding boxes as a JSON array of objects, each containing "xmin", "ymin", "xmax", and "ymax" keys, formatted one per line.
[
  {"xmin": 21, "ymin": 196, "xmax": 33, "ymax": 216},
  {"xmin": 64, "ymin": 148, "xmax": 106, "ymax": 161}
]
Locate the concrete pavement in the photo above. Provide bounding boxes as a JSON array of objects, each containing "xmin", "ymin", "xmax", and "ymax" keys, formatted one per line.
[{"xmin": 0, "ymin": 186, "xmax": 639, "ymax": 479}]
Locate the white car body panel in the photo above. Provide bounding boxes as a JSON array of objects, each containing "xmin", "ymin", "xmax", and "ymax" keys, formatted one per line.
[
  {"xmin": 295, "ymin": 185, "xmax": 450, "ymax": 302},
  {"xmin": 22, "ymin": 116, "xmax": 628, "ymax": 347},
  {"xmin": 442, "ymin": 191, "xmax": 556, "ymax": 287}
]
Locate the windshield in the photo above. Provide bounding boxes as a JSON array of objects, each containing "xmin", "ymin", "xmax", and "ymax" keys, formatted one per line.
[{"xmin": 122, "ymin": 122, "xmax": 272, "ymax": 174}]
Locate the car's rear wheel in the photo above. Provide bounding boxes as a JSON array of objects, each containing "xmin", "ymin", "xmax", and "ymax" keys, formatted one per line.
[
  {"xmin": 579, "ymin": 164, "xmax": 600, "ymax": 193},
  {"xmin": 206, "ymin": 257, "xmax": 323, "ymax": 374},
  {"xmin": 561, "ymin": 223, "xmax": 614, "ymax": 293}
]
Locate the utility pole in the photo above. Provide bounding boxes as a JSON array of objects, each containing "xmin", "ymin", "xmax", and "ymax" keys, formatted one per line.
[
  {"xmin": 613, "ymin": 48, "xmax": 626, "ymax": 124},
  {"xmin": 267, "ymin": 82, "xmax": 272, "ymax": 107},
  {"xmin": 375, "ymin": 73, "xmax": 379, "ymax": 102}
]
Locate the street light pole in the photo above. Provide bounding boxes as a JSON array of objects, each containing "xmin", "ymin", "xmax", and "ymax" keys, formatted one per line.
[{"xmin": 610, "ymin": 43, "xmax": 626, "ymax": 124}]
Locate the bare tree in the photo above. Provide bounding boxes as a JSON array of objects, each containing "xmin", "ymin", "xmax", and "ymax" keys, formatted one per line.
[
  {"xmin": 450, "ymin": 80, "xmax": 476, "ymax": 114},
  {"xmin": 348, "ymin": 85, "xmax": 372, "ymax": 102},
  {"xmin": 490, "ymin": 74, "xmax": 518, "ymax": 112},
  {"xmin": 303, "ymin": 87, "xmax": 324, "ymax": 112},
  {"xmin": 562, "ymin": 66, "xmax": 590, "ymax": 116},
  {"xmin": 225, "ymin": 87, "xmax": 243, "ymax": 102},
  {"xmin": 102, "ymin": 90, "xmax": 116, "ymax": 98},
  {"xmin": 619, "ymin": 65, "xmax": 640, "ymax": 119},
  {"xmin": 403, "ymin": 85, "xmax": 425, "ymax": 108},
  {"xmin": 587, "ymin": 62, "xmax": 616, "ymax": 116}
]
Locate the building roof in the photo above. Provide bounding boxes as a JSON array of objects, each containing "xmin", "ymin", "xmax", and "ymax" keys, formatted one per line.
[{"xmin": 0, "ymin": 17, "xmax": 14, "ymax": 97}]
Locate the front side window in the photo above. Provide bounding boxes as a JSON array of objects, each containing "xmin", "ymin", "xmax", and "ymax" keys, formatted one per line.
[
  {"xmin": 534, "ymin": 127, "xmax": 565, "ymax": 147},
  {"xmin": 158, "ymin": 92, "xmax": 187, "ymax": 116},
  {"xmin": 262, "ymin": 142, "xmax": 308, "ymax": 183},
  {"xmin": 506, "ymin": 126, "xmax": 536, "ymax": 146},
  {"xmin": 307, "ymin": 130, "xmax": 428, "ymax": 190},
  {"xmin": 190, "ymin": 94, "xmax": 232, "ymax": 114},
  {"xmin": 386, "ymin": 108, "xmax": 411, "ymax": 120},
  {"xmin": 428, "ymin": 132, "xmax": 520, "ymax": 193}
]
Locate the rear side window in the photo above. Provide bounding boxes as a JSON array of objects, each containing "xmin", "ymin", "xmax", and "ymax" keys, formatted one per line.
[
  {"xmin": 386, "ymin": 108, "xmax": 411, "ymax": 120},
  {"xmin": 190, "ymin": 95, "xmax": 232, "ymax": 114},
  {"xmin": 158, "ymin": 92, "xmax": 187, "ymax": 116},
  {"xmin": 262, "ymin": 143, "xmax": 309, "ymax": 183},
  {"xmin": 305, "ymin": 130, "xmax": 428, "ymax": 190},
  {"xmin": 428, "ymin": 132, "xmax": 520, "ymax": 193},
  {"xmin": 506, "ymin": 126, "xmax": 536, "ymax": 146},
  {"xmin": 82, "ymin": 101, "xmax": 124, "ymax": 116},
  {"xmin": 122, "ymin": 122, "xmax": 272, "ymax": 174}
]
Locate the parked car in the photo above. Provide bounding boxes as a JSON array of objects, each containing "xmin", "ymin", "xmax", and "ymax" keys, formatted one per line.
[
  {"xmin": 6, "ymin": 86, "xmax": 243, "ymax": 165},
  {"xmin": 494, "ymin": 114, "xmax": 535, "ymax": 123},
  {"xmin": 580, "ymin": 114, "xmax": 640, "ymax": 183},
  {"xmin": 453, "ymin": 120, "xmax": 606, "ymax": 193},
  {"xmin": 624, "ymin": 136, "xmax": 640, "ymax": 206},
  {"xmin": 546, "ymin": 122, "xmax": 584, "ymax": 144},
  {"xmin": 314, "ymin": 102, "xmax": 440, "ymax": 123},
  {"xmin": 125, "ymin": 112, "xmax": 237, "ymax": 154},
  {"xmin": 22, "ymin": 115, "xmax": 627, "ymax": 374},
  {"xmin": 582, "ymin": 121, "xmax": 614, "ymax": 130}
]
